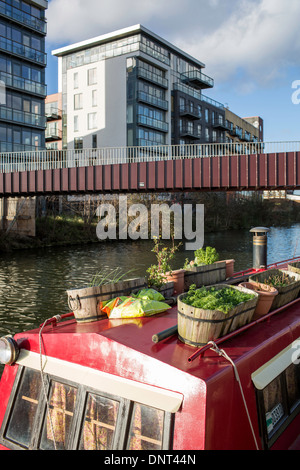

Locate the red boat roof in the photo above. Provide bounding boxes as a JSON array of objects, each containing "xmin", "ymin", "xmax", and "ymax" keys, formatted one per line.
[{"xmin": 14, "ymin": 299, "xmax": 300, "ymax": 384}]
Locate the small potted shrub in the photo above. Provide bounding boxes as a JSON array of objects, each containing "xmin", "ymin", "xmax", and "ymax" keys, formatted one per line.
[
  {"xmin": 146, "ymin": 236, "xmax": 183, "ymax": 296},
  {"xmin": 183, "ymin": 246, "xmax": 226, "ymax": 290}
]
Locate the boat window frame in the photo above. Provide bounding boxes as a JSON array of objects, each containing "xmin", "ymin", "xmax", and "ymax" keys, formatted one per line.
[
  {"xmin": 252, "ymin": 342, "xmax": 300, "ymax": 450},
  {"xmin": 0, "ymin": 364, "xmax": 174, "ymax": 450},
  {"xmin": 255, "ymin": 371, "xmax": 300, "ymax": 449}
]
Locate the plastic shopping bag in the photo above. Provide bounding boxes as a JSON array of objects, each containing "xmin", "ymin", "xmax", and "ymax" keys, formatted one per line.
[{"xmin": 108, "ymin": 297, "xmax": 171, "ymax": 319}]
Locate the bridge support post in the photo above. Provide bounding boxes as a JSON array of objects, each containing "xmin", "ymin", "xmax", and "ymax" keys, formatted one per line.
[{"xmin": 0, "ymin": 197, "xmax": 7, "ymax": 231}]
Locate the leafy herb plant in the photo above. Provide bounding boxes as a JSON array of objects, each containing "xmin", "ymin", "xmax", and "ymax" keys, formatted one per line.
[{"xmin": 181, "ymin": 284, "xmax": 255, "ymax": 314}]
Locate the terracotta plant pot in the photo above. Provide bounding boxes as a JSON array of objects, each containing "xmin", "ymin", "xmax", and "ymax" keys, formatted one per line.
[
  {"xmin": 239, "ymin": 281, "xmax": 278, "ymax": 319},
  {"xmin": 165, "ymin": 269, "xmax": 185, "ymax": 295},
  {"xmin": 225, "ymin": 259, "xmax": 235, "ymax": 278}
]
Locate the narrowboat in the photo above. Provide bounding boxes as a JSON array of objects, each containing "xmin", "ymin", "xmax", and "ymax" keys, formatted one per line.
[{"xmin": 0, "ymin": 235, "xmax": 299, "ymax": 451}]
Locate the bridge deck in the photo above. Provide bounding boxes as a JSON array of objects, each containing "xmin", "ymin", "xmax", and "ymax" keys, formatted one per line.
[{"xmin": 0, "ymin": 150, "xmax": 299, "ymax": 196}]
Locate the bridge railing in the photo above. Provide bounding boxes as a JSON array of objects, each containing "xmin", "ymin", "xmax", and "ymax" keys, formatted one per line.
[{"xmin": 0, "ymin": 141, "xmax": 300, "ymax": 174}]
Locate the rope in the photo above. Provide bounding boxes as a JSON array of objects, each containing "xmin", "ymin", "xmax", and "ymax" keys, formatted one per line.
[
  {"xmin": 39, "ymin": 317, "xmax": 61, "ymax": 451},
  {"xmin": 207, "ymin": 341, "xmax": 260, "ymax": 450}
]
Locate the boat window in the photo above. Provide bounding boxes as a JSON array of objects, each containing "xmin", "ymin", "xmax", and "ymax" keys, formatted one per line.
[
  {"xmin": 285, "ymin": 363, "xmax": 300, "ymax": 411},
  {"xmin": 0, "ymin": 366, "xmax": 173, "ymax": 450},
  {"xmin": 78, "ymin": 393, "xmax": 120, "ymax": 450},
  {"xmin": 127, "ymin": 402, "xmax": 164, "ymax": 450},
  {"xmin": 4, "ymin": 368, "xmax": 42, "ymax": 449},
  {"xmin": 255, "ymin": 362, "xmax": 300, "ymax": 448},
  {"xmin": 39, "ymin": 381, "xmax": 78, "ymax": 450},
  {"xmin": 262, "ymin": 375, "xmax": 286, "ymax": 435}
]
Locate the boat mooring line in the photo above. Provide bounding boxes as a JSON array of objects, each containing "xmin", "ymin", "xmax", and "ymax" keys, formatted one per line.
[{"xmin": 207, "ymin": 341, "xmax": 259, "ymax": 450}]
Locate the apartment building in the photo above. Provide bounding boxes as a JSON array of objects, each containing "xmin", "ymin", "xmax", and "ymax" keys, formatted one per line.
[
  {"xmin": 52, "ymin": 24, "xmax": 229, "ymax": 151},
  {"xmin": 0, "ymin": 0, "xmax": 48, "ymax": 152},
  {"xmin": 225, "ymin": 108, "xmax": 263, "ymax": 145}
]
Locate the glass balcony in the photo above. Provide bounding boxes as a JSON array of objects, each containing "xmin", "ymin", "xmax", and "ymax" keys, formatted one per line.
[
  {"xmin": 0, "ymin": 36, "xmax": 47, "ymax": 65},
  {"xmin": 46, "ymin": 127, "xmax": 62, "ymax": 141},
  {"xmin": 137, "ymin": 114, "xmax": 168, "ymax": 132},
  {"xmin": 0, "ymin": 1, "xmax": 47, "ymax": 34},
  {"xmin": 179, "ymin": 104, "xmax": 201, "ymax": 119},
  {"xmin": 181, "ymin": 70, "xmax": 214, "ymax": 89},
  {"xmin": 137, "ymin": 66, "xmax": 168, "ymax": 89},
  {"xmin": 174, "ymin": 83, "xmax": 224, "ymax": 109},
  {"xmin": 180, "ymin": 125, "xmax": 201, "ymax": 140},
  {"xmin": 45, "ymin": 107, "xmax": 62, "ymax": 120},
  {"xmin": 213, "ymin": 115, "xmax": 227, "ymax": 130},
  {"xmin": 137, "ymin": 91, "xmax": 168, "ymax": 110},
  {"xmin": 0, "ymin": 70, "xmax": 47, "ymax": 97},
  {"xmin": 0, "ymin": 106, "xmax": 46, "ymax": 128}
]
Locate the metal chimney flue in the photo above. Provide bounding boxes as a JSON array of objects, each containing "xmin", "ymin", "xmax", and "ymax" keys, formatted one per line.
[{"xmin": 250, "ymin": 227, "xmax": 269, "ymax": 270}]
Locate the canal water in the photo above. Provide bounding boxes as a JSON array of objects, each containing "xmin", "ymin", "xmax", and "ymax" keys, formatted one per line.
[
  {"xmin": 0, "ymin": 224, "xmax": 300, "ymax": 376},
  {"xmin": 0, "ymin": 224, "xmax": 300, "ymax": 338}
]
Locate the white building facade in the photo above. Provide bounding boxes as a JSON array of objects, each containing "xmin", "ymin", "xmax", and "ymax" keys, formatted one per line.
[{"xmin": 52, "ymin": 24, "xmax": 229, "ymax": 151}]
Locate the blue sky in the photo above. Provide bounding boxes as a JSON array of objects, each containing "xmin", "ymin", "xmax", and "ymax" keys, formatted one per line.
[{"xmin": 45, "ymin": 0, "xmax": 300, "ymax": 142}]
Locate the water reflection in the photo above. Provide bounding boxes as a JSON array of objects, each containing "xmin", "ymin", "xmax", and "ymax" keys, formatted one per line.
[{"xmin": 0, "ymin": 224, "xmax": 299, "ymax": 340}]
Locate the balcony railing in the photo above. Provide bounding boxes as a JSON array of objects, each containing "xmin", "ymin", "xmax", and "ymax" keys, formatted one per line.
[
  {"xmin": 0, "ymin": 141, "xmax": 299, "ymax": 174},
  {"xmin": 0, "ymin": 106, "xmax": 46, "ymax": 128},
  {"xmin": 174, "ymin": 83, "xmax": 224, "ymax": 109},
  {"xmin": 0, "ymin": 36, "xmax": 46, "ymax": 65},
  {"xmin": 137, "ymin": 66, "xmax": 168, "ymax": 89},
  {"xmin": 0, "ymin": 1, "xmax": 47, "ymax": 34},
  {"xmin": 0, "ymin": 70, "xmax": 47, "ymax": 96},
  {"xmin": 137, "ymin": 114, "xmax": 168, "ymax": 132},
  {"xmin": 181, "ymin": 70, "xmax": 214, "ymax": 89},
  {"xmin": 45, "ymin": 128, "xmax": 62, "ymax": 141},
  {"xmin": 46, "ymin": 107, "xmax": 62, "ymax": 120},
  {"xmin": 179, "ymin": 105, "xmax": 202, "ymax": 119},
  {"xmin": 137, "ymin": 91, "xmax": 168, "ymax": 110}
]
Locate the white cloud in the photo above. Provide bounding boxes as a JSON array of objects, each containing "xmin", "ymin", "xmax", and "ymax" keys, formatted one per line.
[
  {"xmin": 47, "ymin": 0, "xmax": 300, "ymax": 91},
  {"xmin": 180, "ymin": 0, "xmax": 300, "ymax": 88}
]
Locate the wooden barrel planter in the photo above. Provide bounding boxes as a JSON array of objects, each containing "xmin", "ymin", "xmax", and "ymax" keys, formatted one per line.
[
  {"xmin": 249, "ymin": 269, "xmax": 300, "ymax": 310},
  {"xmin": 184, "ymin": 261, "xmax": 226, "ymax": 291},
  {"xmin": 177, "ymin": 284, "xmax": 258, "ymax": 347},
  {"xmin": 67, "ymin": 277, "xmax": 146, "ymax": 323},
  {"xmin": 287, "ymin": 261, "xmax": 300, "ymax": 274},
  {"xmin": 158, "ymin": 281, "xmax": 174, "ymax": 299}
]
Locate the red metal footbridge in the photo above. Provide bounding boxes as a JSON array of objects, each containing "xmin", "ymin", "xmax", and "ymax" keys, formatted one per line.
[{"xmin": 1, "ymin": 141, "xmax": 300, "ymax": 197}]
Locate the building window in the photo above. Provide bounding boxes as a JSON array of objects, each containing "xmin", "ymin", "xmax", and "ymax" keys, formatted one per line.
[
  {"xmin": 74, "ymin": 93, "xmax": 83, "ymax": 110},
  {"xmin": 205, "ymin": 109, "xmax": 209, "ymax": 123},
  {"xmin": 74, "ymin": 72, "xmax": 78, "ymax": 89},
  {"xmin": 74, "ymin": 137, "xmax": 83, "ymax": 150},
  {"xmin": 92, "ymin": 134, "xmax": 97, "ymax": 148},
  {"xmin": 88, "ymin": 112, "xmax": 97, "ymax": 130},
  {"xmin": 205, "ymin": 127, "xmax": 210, "ymax": 141},
  {"xmin": 92, "ymin": 90, "xmax": 97, "ymax": 107},
  {"xmin": 87, "ymin": 68, "xmax": 97, "ymax": 86},
  {"xmin": 74, "ymin": 115, "xmax": 78, "ymax": 132}
]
